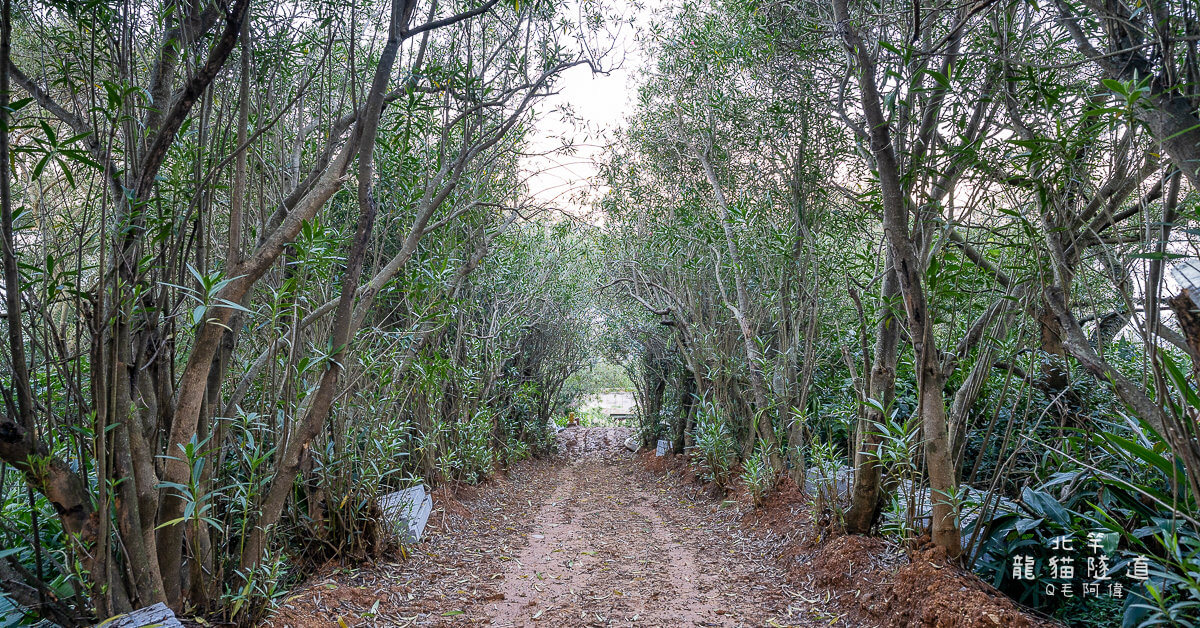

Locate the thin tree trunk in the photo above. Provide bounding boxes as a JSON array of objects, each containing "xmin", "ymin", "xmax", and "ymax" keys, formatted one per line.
[
  {"xmin": 239, "ymin": 0, "xmax": 415, "ymax": 572},
  {"xmin": 0, "ymin": 0, "xmax": 107, "ymax": 614},
  {"xmin": 697, "ymin": 149, "xmax": 779, "ymax": 469},
  {"xmin": 845, "ymin": 261, "xmax": 900, "ymax": 533}
]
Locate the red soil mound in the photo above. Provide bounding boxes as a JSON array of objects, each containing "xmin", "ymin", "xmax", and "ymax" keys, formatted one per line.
[{"xmin": 639, "ymin": 453, "xmax": 1054, "ymax": 627}]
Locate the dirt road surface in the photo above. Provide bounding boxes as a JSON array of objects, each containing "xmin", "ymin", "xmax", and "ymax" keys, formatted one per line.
[
  {"xmin": 485, "ymin": 427, "xmax": 801, "ymax": 626},
  {"xmin": 271, "ymin": 427, "xmax": 815, "ymax": 627}
]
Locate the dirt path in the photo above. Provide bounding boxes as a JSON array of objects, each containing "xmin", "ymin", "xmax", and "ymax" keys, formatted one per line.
[
  {"xmin": 486, "ymin": 428, "xmax": 797, "ymax": 626},
  {"xmin": 271, "ymin": 427, "xmax": 814, "ymax": 627}
]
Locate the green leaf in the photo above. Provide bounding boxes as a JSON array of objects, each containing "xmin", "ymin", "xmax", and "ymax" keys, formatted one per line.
[
  {"xmin": 924, "ymin": 69, "xmax": 951, "ymax": 90},
  {"xmin": 214, "ymin": 298, "xmax": 251, "ymax": 313},
  {"xmin": 1096, "ymin": 431, "xmax": 1182, "ymax": 485},
  {"xmin": 58, "ymin": 157, "xmax": 75, "ymax": 187},
  {"xmin": 1102, "ymin": 78, "xmax": 1128, "ymax": 95},
  {"xmin": 31, "ymin": 153, "xmax": 51, "ymax": 180},
  {"xmin": 879, "ymin": 41, "xmax": 905, "ymax": 57},
  {"xmin": 1127, "ymin": 252, "xmax": 1188, "ymax": 261},
  {"xmin": 192, "ymin": 305, "xmax": 207, "ymax": 326},
  {"xmin": 1021, "ymin": 487, "xmax": 1071, "ymax": 527},
  {"xmin": 1015, "ymin": 518, "xmax": 1043, "ymax": 534},
  {"xmin": 39, "ymin": 120, "xmax": 57, "ymax": 145},
  {"xmin": 7, "ymin": 97, "xmax": 33, "ymax": 113}
]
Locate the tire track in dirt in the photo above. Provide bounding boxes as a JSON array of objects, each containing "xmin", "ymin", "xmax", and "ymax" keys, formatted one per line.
[
  {"xmin": 483, "ymin": 427, "xmax": 806, "ymax": 627},
  {"xmin": 270, "ymin": 428, "xmax": 816, "ymax": 627}
]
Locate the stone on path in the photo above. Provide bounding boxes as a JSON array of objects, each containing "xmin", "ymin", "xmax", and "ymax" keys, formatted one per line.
[
  {"xmin": 624, "ymin": 436, "xmax": 639, "ymax": 452},
  {"xmin": 95, "ymin": 603, "xmax": 181, "ymax": 628},
  {"xmin": 379, "ymin": 485, "xmax": 433, "ymax": 543},
  {"xmin": 655, "ymin": 439, "xmax": 669, "ymax": 456}
]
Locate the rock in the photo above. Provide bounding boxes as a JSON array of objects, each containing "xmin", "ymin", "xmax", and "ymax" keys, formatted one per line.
[
  {"xmin": 1171, "ymin": 259, "xmax": 1200, "ymax": 307},
  {"xmin": 95, "ymin": 602, "xmax": 182, "ymax": 628},
  {"xmin": 379, "ymin": 485, "xmax": 433, "ymax": 543},
  {"xmin": 806, "ymin": 464, "xmax": 852, "ymax": 498},
  {"xmin": 655, "ymin": 439, "xmax": 670, "ymax": 456},
  {"xmin": 624, "ymin": 436, "xmax": 639, "ymax": 452}
]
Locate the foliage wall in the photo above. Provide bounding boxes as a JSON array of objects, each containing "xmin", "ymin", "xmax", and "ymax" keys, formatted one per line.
[
  {"xmin": 600, "ymin": 0, "xmax": 1200, "ymax": 624},
  {"xmin": 0, "ymin": 0, "xmax": 610, "ymax": 623}
]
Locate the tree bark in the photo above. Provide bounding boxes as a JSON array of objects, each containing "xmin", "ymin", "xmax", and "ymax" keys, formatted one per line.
[{"xmin": 832, "ymin": 0, "xmax": 961, "ymax": 556}]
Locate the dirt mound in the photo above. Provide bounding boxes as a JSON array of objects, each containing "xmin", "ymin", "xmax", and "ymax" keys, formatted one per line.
[
  {"xmin": 798, "ymin": 534, "xmax": 895, "ymax": 590},
  {"xmin": 638, "ymin": 449, "xmax": 675, "ymax": 473},
  {"xmin": 790, "ymin": 532, "xmax": 1050, "ymax": 626},
  {"xmin": 639, "ymin": 450, "xmax": 701, "ymax": 486},
  {"xmin": 739, "ymin": 476, "xmax": 810, "ymax": 531},
  {"xmin": 884, "ymin": 551, "xmax": 1037, "ymax": 627},
  {"xmin": 638, "ymin": 454, "xmax": 1053, "ymax": 627}
]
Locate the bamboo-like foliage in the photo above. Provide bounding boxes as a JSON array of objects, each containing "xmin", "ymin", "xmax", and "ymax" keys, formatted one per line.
[
  {"xmin": 0, "ymin": 0, "xmax": 607, "ymax": 623},
  {"xmin": 601, "ymin": 0, "xmax": 1200, "ymax": 623}
]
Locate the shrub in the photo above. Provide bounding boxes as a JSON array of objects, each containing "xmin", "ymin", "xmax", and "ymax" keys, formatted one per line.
[
  {"xmin": 742, "ymin": 440, "xmax": 778, "ymax": 506},
  {"xmin": 808, "ymin": 439, "xmax": 846, "ymax": 520},
  {"xmin": 693, "ymin": 401, "xmax": 737, "ymax": 488}
]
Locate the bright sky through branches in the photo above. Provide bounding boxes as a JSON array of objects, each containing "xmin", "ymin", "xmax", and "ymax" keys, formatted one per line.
[{"xmin": 521, "ymin": 1, "xmax": 666, "ymax": 221}]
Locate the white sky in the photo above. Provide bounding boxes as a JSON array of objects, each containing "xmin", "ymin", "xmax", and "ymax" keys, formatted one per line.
[{"xmin": 520, "ymin": 1, "xmax": 667, "ymax": 221}]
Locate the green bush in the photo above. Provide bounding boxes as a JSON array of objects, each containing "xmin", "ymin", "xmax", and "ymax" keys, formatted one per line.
[
  {"xmin": 742, "ymin": 440, "xmax": 778, "ymax": 506},
  {"xmin": 693, "ymin": 401, "xmax": 737, "ymax": 488},
  {"xmin": 808, "ymin": 439, "xmax": 847, "ymax": 520}
]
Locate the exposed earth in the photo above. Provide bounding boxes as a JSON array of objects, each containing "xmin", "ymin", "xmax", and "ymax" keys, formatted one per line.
[{"xmin": 269, "ymin": 428, "xmax": 1047, "ymax": 627}]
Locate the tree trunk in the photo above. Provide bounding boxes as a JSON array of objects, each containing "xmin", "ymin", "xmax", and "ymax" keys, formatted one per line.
[
  {"xmin": 832, "ymin": 0, "xmax": 961, "ymax": 556},
  {"xmin": 238, "ymin": 0, "xmax": 415, "ymax": 573},
  {"xmin": 697, "ymin": 149, "xmax": 779, "ymax": 469}
]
